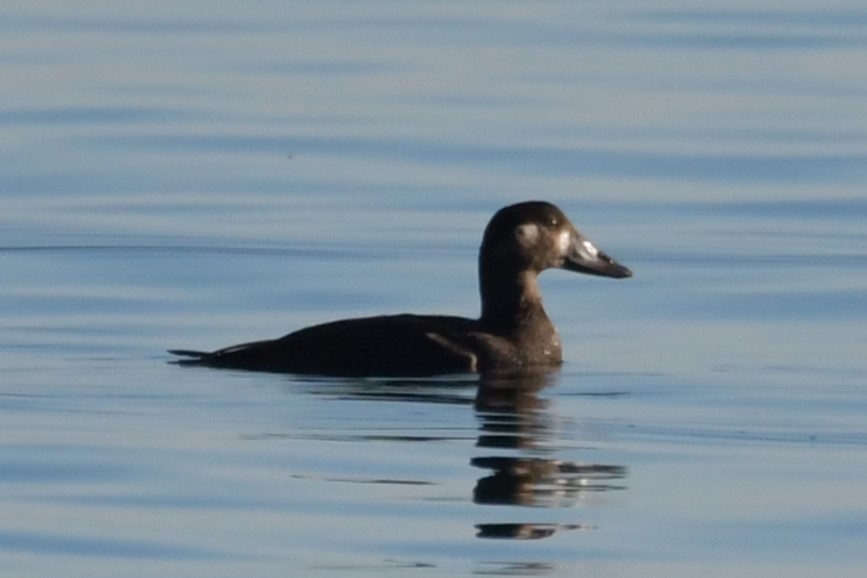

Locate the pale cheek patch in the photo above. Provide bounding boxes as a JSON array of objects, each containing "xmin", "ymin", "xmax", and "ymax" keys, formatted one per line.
[
  {"xmin": 517, "ymin": 223, "xmax": 540, "ymax": 246},
  {"xmin": 557, "ymin": 230, "xmax": 571, "ymax": 254}
]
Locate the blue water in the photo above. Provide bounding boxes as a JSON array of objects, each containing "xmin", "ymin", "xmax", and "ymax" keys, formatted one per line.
[{"xmin": 2, "ymin": 2, "xmax": 867, "ymax": 577}]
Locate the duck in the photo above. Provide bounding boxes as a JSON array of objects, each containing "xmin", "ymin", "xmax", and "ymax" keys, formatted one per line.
[{"xmin": 169, "ymin": 201, "xmax": 631, "ymax": 376}]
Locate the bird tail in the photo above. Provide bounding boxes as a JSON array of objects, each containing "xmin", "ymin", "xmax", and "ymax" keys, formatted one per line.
[{"xmin": 167, "ymin": 349, "xmax": 212, "ymax": 364}]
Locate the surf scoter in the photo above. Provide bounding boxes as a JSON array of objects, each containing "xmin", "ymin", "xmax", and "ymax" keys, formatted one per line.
[{"xmin": 170, "ymin": 201, "xmax": 631, "ymax": 375}]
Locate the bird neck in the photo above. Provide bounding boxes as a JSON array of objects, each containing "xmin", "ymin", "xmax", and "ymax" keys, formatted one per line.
[{"xmin": 479, "ymin": 267, "xmax": 547, "ymax": 328}]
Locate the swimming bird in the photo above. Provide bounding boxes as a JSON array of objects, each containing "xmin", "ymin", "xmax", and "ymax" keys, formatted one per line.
[{"xmin": 169, "ymin": 201, "xmax": 631, "ymax": 376}]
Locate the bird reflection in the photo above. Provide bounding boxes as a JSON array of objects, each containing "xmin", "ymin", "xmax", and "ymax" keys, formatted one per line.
[
  {"xmin": 472, "ymin": 370, "xmax": 627, "ymax": 539},
  {"xmin": 288, "ymin": 368, "xmax": 628, "ymax": 542},
  {"xmin": 474, "ymin": 523, "xmax": 582, "ymax": 540}
]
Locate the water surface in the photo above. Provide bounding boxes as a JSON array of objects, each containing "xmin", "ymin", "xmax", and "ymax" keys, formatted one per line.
[{"xmin": 2, "ymin": 1, "xmax": 867, "ymax": 577}]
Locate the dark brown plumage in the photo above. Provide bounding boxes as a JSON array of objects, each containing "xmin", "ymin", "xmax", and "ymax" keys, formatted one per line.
[{"xmin": 169, "ymin": 201, "xmax": 631, "ymax": 376}]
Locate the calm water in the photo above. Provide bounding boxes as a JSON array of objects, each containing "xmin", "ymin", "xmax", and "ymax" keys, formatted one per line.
[{"xmin": 2, "ymin": 1, "xmax": 867, "ymax": 576}]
